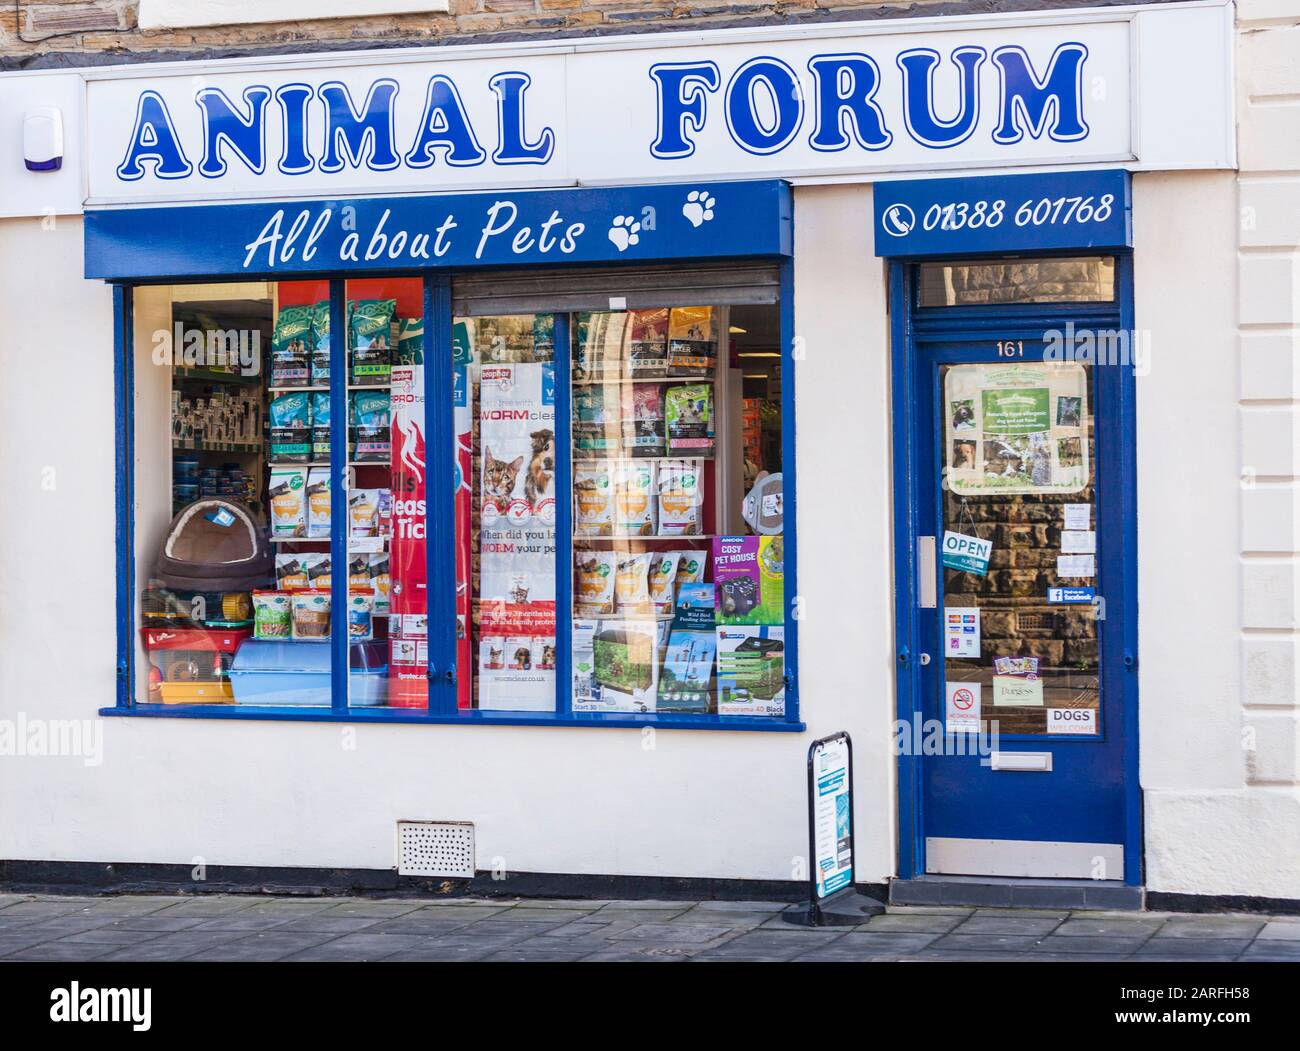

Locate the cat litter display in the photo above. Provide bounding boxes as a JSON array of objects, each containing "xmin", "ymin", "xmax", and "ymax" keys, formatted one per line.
[
  {"xmin": 350, "ymin": 389, "xmax": 391, "ymax": 463},
  {"xmin": 350, "ymin": 299, "xmax": 395, "ymax": 386},
  {"xmin": 575, "ymin": 549, "xmax": 617, "ymax": 615},
  {"xmin": 270, "ymin": 305, "xmax": 312, "ymax": 387},
  {"xmin": 657, "ymin": 458, "xmax": 705, "ymax": 536},
  {"xmin": 615, "ymin": 460, "xmax": 657, "ymax": 536},
  {"xmin": 574, "ymin": 461, "xmax": 615, "ymax": 536},
  {"xmin": 268, "ymin": 391, "xmax": 311, "ymax": 463},
  {"xmin": 268, "ymin": 467, "xmax": 307, "ymax": 538},
  {"xmin": 665, "ymin": 385, "xmax": 715, "ymax": 455},
  {"xmin": 290, "ymin": 591, "xmax": 331, "ymax": 640},
  {"xmin": 252, "ymin": 591, "xmax": 292, "ymax": 639}
]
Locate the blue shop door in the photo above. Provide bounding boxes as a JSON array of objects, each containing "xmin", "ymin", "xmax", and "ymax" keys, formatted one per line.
[{"xmin": 912, "ymin": 337, "xmax": 1130, "ymax": 880}]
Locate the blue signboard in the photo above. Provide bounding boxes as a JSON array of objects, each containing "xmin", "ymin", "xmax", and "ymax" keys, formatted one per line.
[
  {"xmin": 873, "ymin": 169, "xmax": 1131, "ymax": 257},
  {"xmin": 84, "ymin": 179, "xmax": 792, "ymax": 280},
  {"xmin": 1047, "ymin": 586, "xmax": 1096, "ymax": 604}
]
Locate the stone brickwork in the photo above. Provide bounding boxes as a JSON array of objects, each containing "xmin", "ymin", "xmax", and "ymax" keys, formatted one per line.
[{"xmin": 2, "ymin": 0, "xmax": 1184, "ymax": 68}]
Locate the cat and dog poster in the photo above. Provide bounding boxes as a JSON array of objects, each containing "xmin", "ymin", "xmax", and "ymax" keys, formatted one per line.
[{"xmin": 477, "ymin": 360, "xmax": 557, "ymax": 711}]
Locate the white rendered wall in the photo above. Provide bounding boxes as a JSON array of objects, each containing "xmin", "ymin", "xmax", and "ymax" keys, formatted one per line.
[{"xmin": 0, "ymin": 189, "xmax": 900, "ymax": 885}]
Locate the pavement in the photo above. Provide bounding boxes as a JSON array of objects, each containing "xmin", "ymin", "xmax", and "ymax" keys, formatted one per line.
[{"xmin": 0, "ymin": 893, "xmax": 1297, "ymax": 961}]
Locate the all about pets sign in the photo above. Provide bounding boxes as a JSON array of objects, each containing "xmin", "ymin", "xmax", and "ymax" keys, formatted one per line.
[{"xmin": 478, "ymin": 361, "xmax": 556, "ymax": 711}]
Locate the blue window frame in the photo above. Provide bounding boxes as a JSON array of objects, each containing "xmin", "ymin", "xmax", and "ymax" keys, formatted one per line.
[{"xmin": 97, "ymin": 181, "xmax": 803, "ymax": 731}]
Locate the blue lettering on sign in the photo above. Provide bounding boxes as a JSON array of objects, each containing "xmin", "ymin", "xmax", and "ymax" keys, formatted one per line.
[
  {"xmin": 873, "ymin": 169, "xmax": 1131, "ymax": 257},
  {"xmin": 113, "ymin": 40, "xmax": 1101, "ymax": 183}
]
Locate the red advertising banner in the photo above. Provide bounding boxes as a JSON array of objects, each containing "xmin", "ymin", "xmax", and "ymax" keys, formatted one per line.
[{"xmin": 388, "ymin": 362, "xmax": 428, "ymax": 706}]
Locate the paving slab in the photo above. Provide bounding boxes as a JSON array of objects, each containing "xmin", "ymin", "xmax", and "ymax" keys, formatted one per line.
[
  {"xmin": 1052, "ymin": 917, "xmax": 1164, "ymax": 938},
  {"xmin": 1134, "ymin": 938, "xmax": 1252, "ymax": 956},
  {"xmin": 1154, "ymin": 917, "xmax": 1266, "ymax": 939},
  {"xmin": 953, "ymin": 915, "xmax": 1064, "ymax": 936},
  {"xmin": 857, "ymin": 912, "xmax": 965, "ymax": 933},
  {"xmin": 1257, "ymin": 921, "xmax": 1300, "ymax": 941}
]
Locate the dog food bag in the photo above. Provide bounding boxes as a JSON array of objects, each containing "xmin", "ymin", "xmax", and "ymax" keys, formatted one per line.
[
  {"xmin": 574, "ymin": 386, "xmax": 624, "ymax": 458},
  {"xmin": 290, "ymin": 591, "xmax": 331, "ymax": 641},
  {"xmin": 615, "ymin": 460, "xmax": 657, "ymax": 536},
  {"xmin": 276, "ymin": 555, "xmax": 310, "ymax": 591},
  {"xmin": 310, "ymin": 392, "xmax": 332, "ymax": 460},
  {"xmin": 348, "ymin": 490, "xmax": 381, "ymax": 538},
  {"xmin": 347, "ymin": 589, "xmax": 374, "ymax": 642},
  {"xmin": 648, "ymin": 552, "xmax": 681, "ymax": 613},
  {"xmin": 574, "ymin": 549, "xmax": 617, "ymax": 615},
  {"xmin": 574, "ymin": 461, "xmax": 615, "ymax": 537},
  {"xmin": 350, "ymin": 299, "xmax": 395, "ymax": 386},
  {"xmin": 665, "ymin": 386, "xmax": 715, "ymax": 456},
  {"xmin": 667, "ymin": 306, "xmax": 717, "ymax": 377},
  {"xmin": 627, "ymin": 308, "xmax": 670, "ymax": 377},
  {"xmin": 625, "ymin": 383, "xmax": 666, "ymax": 457},
  {"xmin": 574, "ymin": 311, "xmax": 630, "ymax": 380},
  {"xmin": 310, "ymin": 300, "xmax": 332, "ymax": 386},
  {"xmin": 657, "ymin": 459, "xmax": 705, "ymax": 536},
  {"xmin": 269, "ymin": 467, "xmax": 307, "ymax": 538},
  {"xmin": 532, "ymin": 314, "xmax": 556, "ymax": 361},
  {"xmin": 252, "ymin": 591, "xmax": 292, "ymax": 639},
  {"xmin": 350, "ymin": 390, "xmax": 391, "ymax": 463},
  {"xmin": 271, "ymin": 305, "xmax": 313, "ymax": 387},
  {"xmin": 397, "ymin": 317, "xmax": 424, "ymax": 366},
  {"xmin": 614, "ymin": 552, "xmax": 653, "ymax": 613},
  {"xmin": 269, "ymin": 391, "xmax": 311, "ymax": 463},
  {"xmin": 306, "ymin": 467, "xmax": 331, "ymax": 538}
]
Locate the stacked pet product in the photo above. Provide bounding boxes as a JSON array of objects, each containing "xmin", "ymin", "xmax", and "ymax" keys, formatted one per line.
[
  {"xmin": 570, "ymin": 307, "xmax": 728, "ymax": 716},
  {"xmin": 236, "ymin": 297, "xmax": 404, "ymax": 705}
]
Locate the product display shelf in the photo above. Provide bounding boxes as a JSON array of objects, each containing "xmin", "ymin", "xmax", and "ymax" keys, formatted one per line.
[
  {"xmin": 174, "ymin": 439, "xmax": 261, "ymax": 453},
  {"xmin": 174, "ymin": 366, "xmax": 262, "ymax": 387},
  {"xmin": 269, "ymin": 384, "xmax": 330, "ymax": 394},
  {"xmin": 574, "ymin": 533, "xmax": 715, "ymax": 541},
  {"xmin": 572, "ymin": 376, "xmax": 716, "ymax": 385}
]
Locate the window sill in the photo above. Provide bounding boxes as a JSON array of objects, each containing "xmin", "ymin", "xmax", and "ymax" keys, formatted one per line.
[{"xmin": 100, "ymin": 704, "xmax": 805, "ymax": 732}]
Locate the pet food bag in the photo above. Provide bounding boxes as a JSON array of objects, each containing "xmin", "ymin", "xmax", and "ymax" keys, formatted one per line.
[
  {"xmin": 290, "ymin": 591, "xmax": 331, "ymax": 641},
  {"xmin": 574, "ymin": 550, "xmax": 617, "ymax": 615},
  {"xmin": 269, "ymin": 391, "xmax": 311, "ymax": 464},
  {"xmin": 275, "ymin": 555, "xmax": 310, "ymax": 591},
  {"xmin": 615, "ymin": 460, "xmax": 657, "ymax": 536},
  {"xmin": 252, "ymin": 591, "xmax": 292, "ymax": 639},
  {"xmin": 350, "ymin": 389, "xmax": 391, "ymax": 463},
  {"xmin": 269, "ymin": 467, "xmax": 307, "ymax": 538},
  {"xmin": 348, "ymin": 490, "xmax": 381, "ymax": 538},
  {"xmin": 627, "ymin": 308, "xmax": 669, "ymax": 377},
  {"xmin": 396, "ymin": 317, "xmax": 424, "ymax": 365},
  {"xmin": 665, "ymin": 386, "xmax": 715, "ymax": 456},
  {"xmin": 304, "ymin": 552, "xmax": 331, "ymax": 590},
  {"xmin": 574, "ymin": 312, "xmax": 630, "ymax": 380},
  {"xmin": 349, "ymin": 299, "xmax": 395, "ymax": 386},
  {"xmin": 658, "ymin": 459, "xmax": 705, "ymax": 536},
  {"xmin": 347, "ymin": 590, "xmax": 374, "ymax": 642},
  {"xmin": 271, "ymin": 305, "xmax": 312, "ymax": 387},
  {"xmin": 310, "ymin": 392, "xmax": 332, "ymax": 461},
  {"xmin": 614, "ymin": 552, "xmax": 653, "ymax": 613},
  {"xmin": 648, "ymin": 553, "xmax": 681, "ymax": 613},
  {"xmin": 574, "ymin": 461, "xmax": 615, "ymax": 537},
  {"xmin": 306, "ymin": 467, "xmax": 331, "ymax": 538},
  {"xmin": 625, "ymin": 383, "xmax": 666, "ymax": 457},
  {"xmin": 573, "ymin": 386, "xmax": 623, "ymax": 458},
  {"xmin": 667, "ymin": 306, "xmax": 717, "ymax": 377},
  {"xmin": 370, "ymin": 552, "xmax": 391, "ymax": 614},
  {"xmin": 310, "ymin": 300, "xmax": 332, "ymax": 386}
]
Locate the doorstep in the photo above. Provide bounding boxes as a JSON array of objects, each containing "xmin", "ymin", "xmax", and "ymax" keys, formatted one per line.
[{"xmin": 890, "ymin": 875, "xmax": 1144, "ymax": 912}]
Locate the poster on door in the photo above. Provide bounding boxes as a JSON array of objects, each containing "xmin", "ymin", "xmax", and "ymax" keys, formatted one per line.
[
  {"xmin": 478, "ymin": 361, "xmax": 557, "ymax": 711},
  {"xmin": 388, "ymin": 361, "xmax": 428, "ymax": 707},
  {"xmin": 945, "ymin": 363, "xmax": 1089, "ymax": 496}
]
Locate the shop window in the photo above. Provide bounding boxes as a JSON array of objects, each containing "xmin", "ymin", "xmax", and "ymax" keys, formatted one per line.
[
  {"xmin": 918, "ymin": 257, "xmax": 1116, "ymax": 307},
  {"xmin": 131, "ymin": 271, "xmax": 794, "ymax": 726}
]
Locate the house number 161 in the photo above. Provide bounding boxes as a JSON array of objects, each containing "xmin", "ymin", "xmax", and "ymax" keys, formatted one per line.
[{"xmin": 996, "ymin": 341, "xmax": 1024, "ymax": 357}]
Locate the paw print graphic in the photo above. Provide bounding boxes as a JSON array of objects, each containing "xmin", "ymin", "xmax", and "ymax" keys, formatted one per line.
[
  {"xmin": 608, "ymin": 215, "xmax": 641, "ymax": 252},
  {"xmin": 682, "ymin": 189, "xmax": 716, "ymax": 228}
]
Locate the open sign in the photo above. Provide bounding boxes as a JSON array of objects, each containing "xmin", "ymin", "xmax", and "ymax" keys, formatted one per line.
[{"xmin": 942, "ymin": 530, "xmax": 992, "ymax": 576}]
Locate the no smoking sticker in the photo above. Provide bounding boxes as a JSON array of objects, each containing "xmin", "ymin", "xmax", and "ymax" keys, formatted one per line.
[{"xmin": 945, "ymin": 682, "xmax": 981, "ymax": 734}]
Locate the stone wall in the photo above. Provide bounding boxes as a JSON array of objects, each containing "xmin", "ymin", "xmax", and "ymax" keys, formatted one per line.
[{"xmin": 2, "ymin": 0, "xmax": 1187, "ymax": 68}]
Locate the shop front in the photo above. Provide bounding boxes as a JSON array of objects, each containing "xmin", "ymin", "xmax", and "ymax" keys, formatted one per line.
[{"xmin": 3, "ymin": 2, "xmax": 1276, "ymax": 906}]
